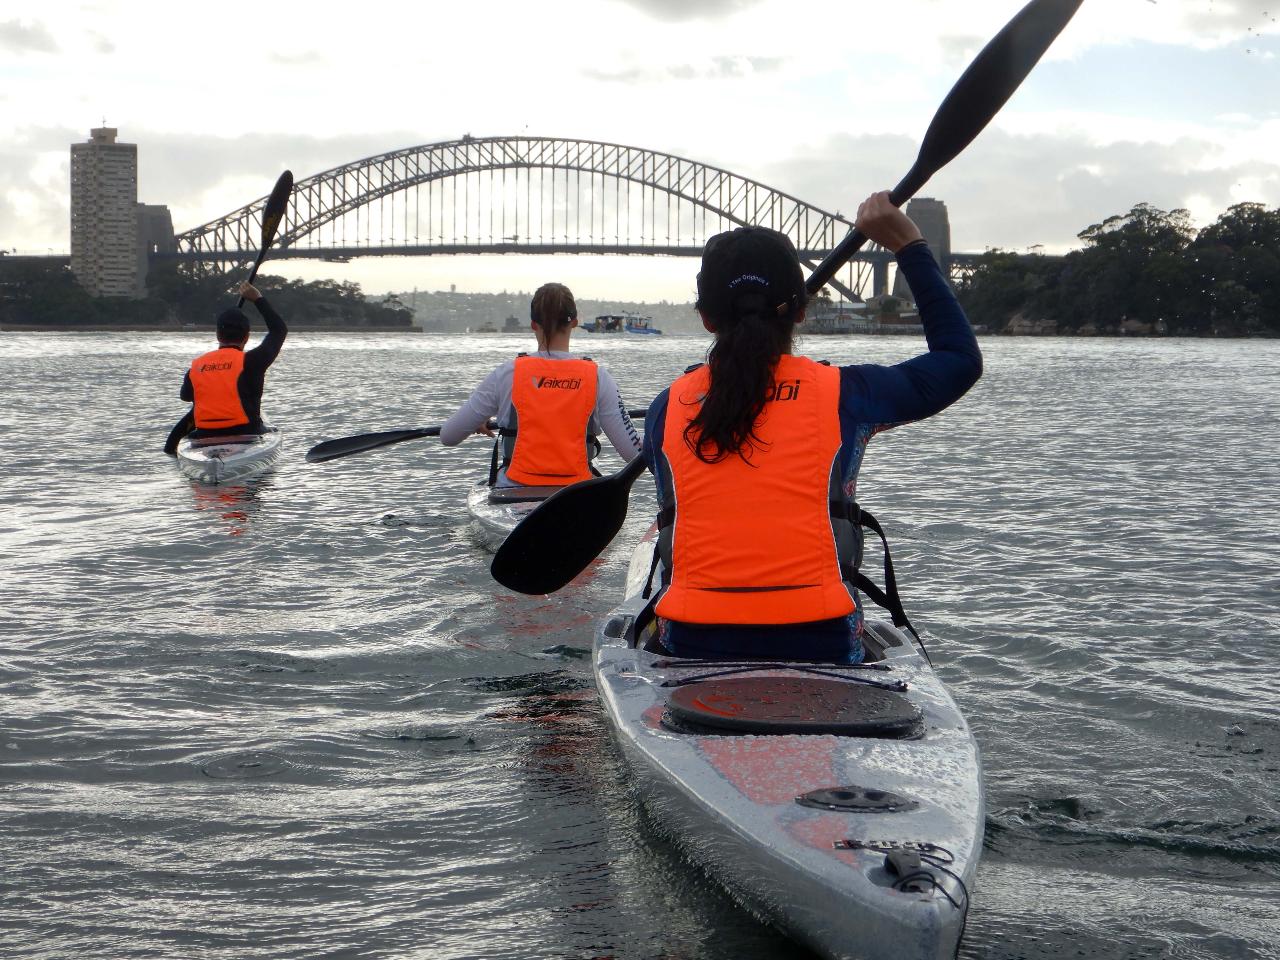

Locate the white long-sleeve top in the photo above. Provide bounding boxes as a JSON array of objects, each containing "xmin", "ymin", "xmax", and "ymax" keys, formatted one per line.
[{"xmin": 440, "ymin": 351, "xmax": 642, "ymax": 480}]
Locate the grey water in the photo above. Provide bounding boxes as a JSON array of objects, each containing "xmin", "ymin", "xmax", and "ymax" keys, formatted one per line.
[{"xmin": 1, "ymin": 329, "xmax": 1277, "ymax": 960}]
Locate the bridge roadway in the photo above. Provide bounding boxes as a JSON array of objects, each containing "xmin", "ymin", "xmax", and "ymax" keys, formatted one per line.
[{"xmin": 5, "ymin": 248, "xmax": 999, "ymax": 300}]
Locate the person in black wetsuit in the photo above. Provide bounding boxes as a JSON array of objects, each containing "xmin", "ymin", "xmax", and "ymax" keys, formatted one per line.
[{"xmin": 181, "ymin": 282, "xmax": 287, "ymax": 437}]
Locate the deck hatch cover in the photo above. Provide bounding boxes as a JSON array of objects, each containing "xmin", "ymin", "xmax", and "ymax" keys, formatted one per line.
[
  {"xmin": 665, "ymin": 676, "xmax": 921, "ymax": 737},
  {"xmin": 795, "ymin": 786, "xmax": 920, "ymax": 813}
]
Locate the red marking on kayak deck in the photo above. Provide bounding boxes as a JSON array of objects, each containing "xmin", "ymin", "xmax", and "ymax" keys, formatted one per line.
[
  {"xmin": 692, "ymin": 692, "xmax": 746, "ymax": 717},
  {"xmin": 788, "ymin": 813, "xmax": 861, "ymax": 865},
  {"xmin": 697, "ymin": 736, "xmax": 839, "ymax": 806}
]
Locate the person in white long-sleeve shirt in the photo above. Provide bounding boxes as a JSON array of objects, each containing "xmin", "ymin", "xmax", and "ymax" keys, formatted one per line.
[{"xmin": 440, "ymin": 282, "xmax": 642, "ymax": 487}]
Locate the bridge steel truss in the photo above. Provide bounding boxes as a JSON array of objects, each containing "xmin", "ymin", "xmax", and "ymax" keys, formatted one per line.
[{"xmin": 172, "ymin": 136, "xmax": 896, "ymax": 301}]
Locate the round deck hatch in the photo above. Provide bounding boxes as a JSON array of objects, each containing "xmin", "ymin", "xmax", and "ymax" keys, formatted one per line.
[
  {"xmin": 795, "ymin": 785, "xmax": 919, "ymax": 813},
  {"xmin": 665, "ymin": 676, "xmax": 921, "ymax": 738}
]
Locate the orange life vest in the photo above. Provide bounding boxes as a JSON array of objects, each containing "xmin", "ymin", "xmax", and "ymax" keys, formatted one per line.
[
  {"xmin": 505, "ymin": 356, "xmax": 599, "ymax": 485},
  {"xmin": 189, "ymin": 346, "xmax": 249, "ymax": 430},
  {"xmin": 655, "ymin": 355, "xmax": 856, "ymax": 625}
]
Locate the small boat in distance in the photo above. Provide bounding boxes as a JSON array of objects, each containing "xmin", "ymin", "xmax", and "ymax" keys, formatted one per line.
[
  {"xmin": 624, "ymin": 315, "xmax": 662, "ymax": 335},
  {"xmin": 586, "ymin": 313, "xmax": 663, "ymax": 335}
]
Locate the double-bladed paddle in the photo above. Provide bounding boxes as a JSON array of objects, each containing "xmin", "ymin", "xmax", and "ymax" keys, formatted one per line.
[
  {"xmin": 491, "ymin": 0, "xmax": 1084, "ymax": 594},
  {"xmin": 307, "ymin": 409, "xmax": 650, "ymax": 464},
  {"xmin": 164, "ymin": 170, "xmax": 294, "ymax": 455}
]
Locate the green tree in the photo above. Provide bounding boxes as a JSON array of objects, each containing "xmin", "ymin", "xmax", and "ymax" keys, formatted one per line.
[{"xmin": 955, "ymin": 250, "xmax": 1058, "ymax": 331}]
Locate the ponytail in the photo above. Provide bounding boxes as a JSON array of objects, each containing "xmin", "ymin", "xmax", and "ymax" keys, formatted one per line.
[{"xmin": 684, "ymin": 227, "xmax": 806, "ymax": 463}]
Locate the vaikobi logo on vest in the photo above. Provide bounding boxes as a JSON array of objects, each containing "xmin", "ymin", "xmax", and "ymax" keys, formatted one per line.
[
  {"xmin": 764, "ymin": 378, "xmax": 802, "ymax": 402},
  {"xmin": 533, "ymin": 376, "xmax": 583, "ymax": 390}
]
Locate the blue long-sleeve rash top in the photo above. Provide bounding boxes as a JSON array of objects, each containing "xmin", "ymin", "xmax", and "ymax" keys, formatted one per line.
[{"xmin": 644, "ymin": 240, "xmax": 982, "ymax": 509}]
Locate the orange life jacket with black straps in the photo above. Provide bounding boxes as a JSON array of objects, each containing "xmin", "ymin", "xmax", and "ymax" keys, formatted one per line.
[
  {"xmin": 654, "ymin": 355, "xmax": 860, "ymax": 625},
  {"xmin": 502, "ymin": 355, "xmax": 599, "ymax": 486},
  {"xmin": 189, "ymin": 346, "xmax": 249, "ymax": 430}
]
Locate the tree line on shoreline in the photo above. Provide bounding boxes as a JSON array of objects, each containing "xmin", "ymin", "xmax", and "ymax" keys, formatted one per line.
[
  {"xmin": 954, "ymin": 201, "xmax": 1280, "ymax": 337},
  {"xmin": 0, "ymin": 260, "xmax": 413, "ymax": 329}
]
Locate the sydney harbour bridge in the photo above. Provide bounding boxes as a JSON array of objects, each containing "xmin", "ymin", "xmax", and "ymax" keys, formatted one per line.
[{"xmin": 161, "ymin": 135, "xmax": 985, "ymax": 300}]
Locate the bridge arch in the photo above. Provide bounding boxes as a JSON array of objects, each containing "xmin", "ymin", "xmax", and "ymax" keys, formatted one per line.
[{"xmin": 175, "ymin": 135, "xmax": 886, "ymax": 299}]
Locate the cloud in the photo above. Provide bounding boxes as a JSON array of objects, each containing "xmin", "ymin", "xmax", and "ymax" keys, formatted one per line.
[
  {"xmin": 1184, "ymin": 0, "xmax": 1279, "ymax": 34},
  {"xmin": 269, "ymin": 50, "xmax": 326, "ymax": 67},
  {"xmin": 89, "ymin": 32, "xmax": 115, "ymax": 54},
  {"xmin": 612, "ymin": 0, "xmax": 764, "ymax": 22},
  {"xmin": 761, "ymin": 127, "xmax": 1280, "ymax": 255},
  {"xmin": 0, "ymin": 19, "xmax": 57, "ymax": 54},
  {"xmin": 582, "ymin": 54, "xmax": 784, "ymax": 83},
  {"xmin": 0, "ymin": 130, "xmax": 75, "ymax": 253}
]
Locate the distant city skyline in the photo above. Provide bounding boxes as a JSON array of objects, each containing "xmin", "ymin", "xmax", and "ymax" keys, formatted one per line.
[{"xmin": 2, "ymin": 0, "xmax": 1277, "ymax": 300}]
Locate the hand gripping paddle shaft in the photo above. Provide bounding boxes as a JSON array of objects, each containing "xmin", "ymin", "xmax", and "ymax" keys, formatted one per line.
[{"xmin": 493, "ymin": 0, "xmax": 1084, "ymax": 594}]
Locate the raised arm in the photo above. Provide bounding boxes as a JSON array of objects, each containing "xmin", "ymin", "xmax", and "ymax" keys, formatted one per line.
[
  {"xmin": 842, "ymin": 192, "xmax": 982, "ymax": 427},
  {"xmin": 242, "ymin": 282, "xmax": 287, "ymax": 371}
]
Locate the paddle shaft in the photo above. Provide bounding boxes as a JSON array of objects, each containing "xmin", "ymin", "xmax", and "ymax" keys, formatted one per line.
[
  {"xmin": 235, "ymin": 249, "xmax": 270, "ymax": 309},
  {"xmin": 307, "ymin": 408, "xmax": 651, "ymax": 464},
  {"xmin": 163, "ymin": 408, "xmax": 195, "ymax": 457}
]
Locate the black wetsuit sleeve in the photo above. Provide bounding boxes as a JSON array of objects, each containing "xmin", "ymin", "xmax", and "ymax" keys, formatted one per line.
[
  {"xmin": 180, "ymin": 370, "xmax": 193, "ymax": 402},
  {"xmin": 237, "ymin": 297, "xmax": 287, "ymax": 429},
  {"xmin": 243, "ymin": 297, "xmax": 287, "ymax": 375}
]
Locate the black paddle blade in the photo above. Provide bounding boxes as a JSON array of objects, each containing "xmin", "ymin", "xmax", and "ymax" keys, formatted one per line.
[
  {"xmin": 306, "ymin": 427, "xmax": 440, "ymax": 463},
  {"xmin": 491, "ymin": 455, "xmax": 647, "ymax": 594},
  {"xmin": 905, "ymin": 0, "xmax": 1083, "ymax": 199},
  {"xmin": 239, "ymin": 171, "xmax": 295, "ymax": 306},
  {"xmin": 806, "ymin": 0, "xmax": 1083, "ymax": 294},
  {"xmin": 260, "ymin": 170, "xmax": 294, "ymax": 247},
  {"xmin": 163, "ymin": 408, "xmax": 194, "ymax": 456}
]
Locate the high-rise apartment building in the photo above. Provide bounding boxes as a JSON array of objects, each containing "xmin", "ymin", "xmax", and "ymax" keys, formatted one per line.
[{"xmin": 70, "ymin": 127, "xmax": 140, "ymax": 298}]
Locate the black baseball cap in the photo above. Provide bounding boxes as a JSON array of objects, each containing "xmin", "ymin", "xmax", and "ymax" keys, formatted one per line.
[{"xmin": 216, "ymin": 308, "xmax": 250, "ymax": 342}]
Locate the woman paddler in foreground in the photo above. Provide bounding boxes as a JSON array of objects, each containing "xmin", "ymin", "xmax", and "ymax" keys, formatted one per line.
[
  {"xmin": 643, "ymin": 192, "xmax": 982, "ymax": 663},
  {"xmin": 440, "ymin": 282, "xmax": 642, "ymax": 485}
]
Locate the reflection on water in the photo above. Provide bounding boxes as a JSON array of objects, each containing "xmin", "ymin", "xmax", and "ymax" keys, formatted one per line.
[
  {"xmin": 0, "ymin": 331, "xmax": 1277, "ymax": 960},
  {"xmin": 186, "ymin": 475, "xmax": 273, "ymax": 536}
]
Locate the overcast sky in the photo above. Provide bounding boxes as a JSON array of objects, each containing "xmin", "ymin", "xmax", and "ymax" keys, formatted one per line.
[{"xmin": 2, "ymin": 0, "xmax": 1277, "ymax": 301}]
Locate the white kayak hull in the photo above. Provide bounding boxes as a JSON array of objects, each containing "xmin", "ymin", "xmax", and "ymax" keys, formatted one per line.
[
  {"xmin": 465, "ymin": 479, "xmax": 562, "ymax": 548},
  {"xmin": 593, "ymin": 530, "xmax": 984, "ymax": 960},
  {"xmin": 176, "ymin": 429, "xmax": 283, "ymax": 485}
]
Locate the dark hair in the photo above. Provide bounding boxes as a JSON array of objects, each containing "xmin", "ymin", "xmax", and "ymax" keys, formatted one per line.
[
  {"xmin": 216, "ymin": 308, "xmax": 250, "ymax": 343},
  {"xmin": 684, "ymin": 226, "xmax": 807, "ymax": 463},
  {"xmin": 530, "ymin": 282, "xmax": 577, "ymax": 333}
]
